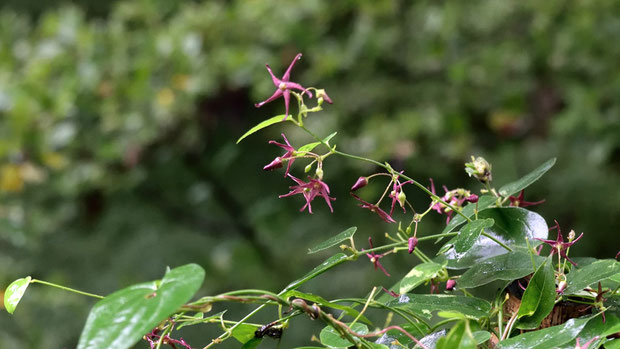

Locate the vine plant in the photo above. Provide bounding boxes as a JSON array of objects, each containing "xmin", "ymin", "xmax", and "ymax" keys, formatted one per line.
[{"xmin": 4, "ymin": 53, "xmax": 620, "ymax": 349}]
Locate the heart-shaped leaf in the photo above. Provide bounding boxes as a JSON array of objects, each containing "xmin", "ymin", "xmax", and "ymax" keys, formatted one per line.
[
  {"xmin": 564, "ymin": 259, "xmax": 619, "ymax": 295},
  {"xmin": 384, "ymin": 294, "xmax": 491, "ymax": 320},
  {"xmin": 308, "ymin": 227, "xmax": 356, "ymax": 254},
  {"xmin": 232, "ymin": 323, "xmax": 260, "ymax": 343},
  {"xmin": 498, "ymin": 158, "xmax": 556, "ymax": 197},
  {"xmin": 236, "ymin": 115, "xmax": 289, "ymax": 143},
  {"xmin": 3, "ymin": 276, "xmax": 31, "ymax": 314},
  {"xmin": 454, "ymin": 218, "xmax": 495, "ymax": 253},
  {"xmin": 517, "ymin": 258, "xmax": 556, "ymax": 329},
  {"xmin": 443, "ymin": 207, "xmax": 548, "ymax": 269},
  {"xmin": 77, "ymin": 264, "xmax": 205, "ymax": 349},
  {"xmin": 458, "ymin": 250, "xmax": 545, "ymax": 289}
]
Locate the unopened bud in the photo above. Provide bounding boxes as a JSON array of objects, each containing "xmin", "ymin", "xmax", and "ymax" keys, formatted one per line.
[
  {"xmin": 408, "ymin": 237, "xmax": 418, "ymax": 254},
  {"xmin": 263, "ymin": 157, "xmax": 283, "ymax": 171},
  {"xmin": 397, "ymin": 191, "xmax": 407, "ymax": 208},
  {"xmin": 316, "ymin": 89, "xmax": 333, "ymax": 104},
  {"xmin": 445, "ymin": 279, "xmax": 456, "ymax": 291},
  {"xmin": 351, "ymin": 176, "xmax": 368, "ymax": 191},
  {"xmin": 315, "ymin": 167, "xmax": 324, "ymax": 179},
  {"xmin": 557, "ymin": 280, "xmax": 567, "ymax": 294},
  {"xmin": 465, "ymin": 194, "xmax": 479, "ymax": 203},
  {"xmin": 406, "ymin": 226, "xmax": 412, "ymax": 234},
  {"xmin": 568, "ymin": 230, "xmax": 576, "ymax": 242},
  {"xmin": 465, "ymin": 156, "xmax": 492, "ymax": 183},
  {"xmin": 304, "ymin": 163, "xmax": 313, "ymax": 173}
]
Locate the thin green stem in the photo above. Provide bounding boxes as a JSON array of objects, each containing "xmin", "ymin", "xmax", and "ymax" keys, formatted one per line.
[{"xmin": 30, "ymin": 279, "xmax": 104, "ymax": 299}]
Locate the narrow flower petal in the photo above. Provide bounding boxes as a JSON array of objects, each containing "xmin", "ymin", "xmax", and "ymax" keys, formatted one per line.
[
  {"xmin": 282, "ymin": 53, "xmax": 302, "ymax": 82},
  {"xmin": 255, "ymin": 89, "xmax": 283, "ymax": 108},
  {"xmin": 265, "ymin": 64, "xmax": 282, "ymax": 87}
]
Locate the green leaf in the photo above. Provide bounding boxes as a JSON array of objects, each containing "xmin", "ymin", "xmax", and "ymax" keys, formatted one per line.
[
  {"xmin": 472, "ymin": 331, "xmax": 491, "ymax": 345},
  {"xmin": 240, "ymin": 337, "xmax": 262, "ymax": 349},
  {"xmin": 297, "ymin": 132, "xmax": 337, "ymax": 153},
  {"xmin": 436, "ymin": 321, "xmax": 476, "ymax": 349},
  {"xmin": 444, "ymin": 207, "xmax": 548, "ymax": 269},
  {"xmin": 496, "ymin": 316, "xmax": 592, "ymax": 349},
  {"xmin": 308, "ymin": 227, "xmax": 356, "ymax": 254},
  {"xmin": 384, "ymin": 294, "xmax": 491, "ymax": 320},
  {"xmin": 3, "ymin": 276, "xmax": 31, "ymax": 314},
  {"xmin": 282, "ymin": 290, "xmax": 371, "ymax": 325},
  {"xmin": 414, "ymin": 330, "xmax": 447, "ymax": 349},
  {"xmin": 498, "ymin": 158, "xmax": 556, "ymax": 197},
  {"xmin": 236, "ymin": 115, "xmax": 289, "ymax": 143},
  {"xmin": 554, "ymin": 314, "xmax": 620, "ymax": 348},
  {"xmin": 374, "ymin": 323, "xmax": 426, "ymax": 348},
  {"xmin": 232, "ymin": 323, "xmax": 260, "ymax": 344},
  {"xmin": 283, "ymin": 253, "xmax": 349, "ymax": 292},
  {"xmin": 454, "ymin": 218, "xmax": 495, "ymax": 253},
  {"xmin": 607, "ymin": 339, "xmax": 620, "ymax": 349},
  {"xmin": 564, "ymin": 259, "xmax": 620, "ymax": 295},
  {"xmin": 320, "ymin": 323, "xmax": 367, "ymax": 347},
  {"xmin": 517, "ymin": 258, "xmax": 556, "ymax": 329},
  {"xmin": 77, "ymin": 264, "xmax": 205, "ymax": 349},
  {"xmin": 459, "ymin": 250, "xmax": 545, "ymax": 288},
  {"xmin": 441, "ymin": 195, "xmax": 496, "ymax": 235},
  {"xmin": 398, "ymin": 262, "xmax": 444, "ymax": 295}
]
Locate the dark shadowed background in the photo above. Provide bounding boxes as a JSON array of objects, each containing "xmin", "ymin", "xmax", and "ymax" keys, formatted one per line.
[{"xmin": 1, "ymin": 0, "xmax": 619, "ymax": 347}]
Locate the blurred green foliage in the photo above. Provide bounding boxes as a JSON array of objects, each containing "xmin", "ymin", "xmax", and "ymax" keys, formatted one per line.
[{"xmin": 1, "ymin": 0, "xmax": 619, "ymax": 347}]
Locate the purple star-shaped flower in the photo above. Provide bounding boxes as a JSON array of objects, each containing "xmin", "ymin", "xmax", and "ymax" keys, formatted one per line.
[
  {"xmin": 535, "ymin": 220, "xmax": 583, "ymax": 266},
  {"xmin": 363, "ymin": 237, "xmax": 390, "ymax": 276},
  {"xmin": 255, "ymin": 53, "xmax": 312, "ymax": 120},
  {"xmin": 279, "ymin": 174, "xmax": 335, "ymax": 213},
  {"xmin": 264, "ymin": 133, "xmax": 296, "ymax": 177},
  {"xmin": 351, "ymin": 193, "xmax": 396, "ymax": 223},
  {"xmin": 509, "ymin": 190, "xmax": 545, "ymax": 207}
]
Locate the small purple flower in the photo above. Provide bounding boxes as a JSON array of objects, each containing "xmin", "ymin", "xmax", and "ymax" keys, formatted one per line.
[
  {"xmin": 535, "ymin": 220, "xmax": 583, "ymax": 266},
  {"xmin": 364, "ymin": 237, "xmax": 390, "ymax": 276},
  {"xmin": 445, "ymin": 279, "xmax": 456, "ymax": 291},
  {"xmin": 264, "ymin": 133, "xmax": 296, "ymax": 177},
  {"xmin": 388, "ymin": 174, "xmax": 413, "ymax": 216},
  {"xmin": 351, "ymin": 176, "xmax": 368, "ymax": 191},
  {"xmin": 279, "ymin": 174, "xmax": 335, "ymax": 214},
  {"xmin": 408, "ymin": 237, "xmax": 418, "ymax": 254},
  {"xmin": 428, "ymin": 179, "xmax": 477, "ymax": 224},
  {"xmin": 255, "ymin": 53, "xmax": 312, "ymax": 120},
  {"xmin": 351, "ymin": 193, "xmax": 396, "ymax": 223},
  {"xmin": 509, "ymin": 190, "xmax": 545, "ymax": 207}
]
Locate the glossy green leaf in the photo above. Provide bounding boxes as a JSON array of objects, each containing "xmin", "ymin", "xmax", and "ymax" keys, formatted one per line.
[
  {"xmin": 236, "ymin": 115, "xmax": 289, "ymax": 143},
  {"xmin": 232, "ymin": 323, "xmax": 260, "ymax": 344},
  {"xmin": 498, "ymin": 158, "xmax": 556, "ymax": 197},
  {"xmin": 3, "ymin": 276, "xmax": 31, "ymax": 314},
  {"xmin": 517, "ymin": 258, "xmax": 556, "ymax": 329},
  {"xmin": 282, "ymin": 290, "xmax": 371, "ymax": 325},
  {"xmin": 564, "ymin": 259, "xmax": 620, "ymax": 295},
  {"xmin": 444, "ymin": 207, "xmax": 548, "ymax": 269},
  {"xmin": 414, "ymin": 330, "xmax": 447, "ymax": 349},
  {"xmin": 399, "ymin": 262, "xmax": 444, "ymax": 295},
  {"xmin": 384, "ymin": 294, "xmax": 491, "ymax": 320},
  {"xmin": 472, "ymin": 331, "xmax": 491, "ymax": 345},
  {"xmin": 308, "ymin": 227, "xmax": 356, "ymax": 254},
  {"xmin": 297, "ymin": 132, "xmax": 337, "ymax": 153},
  {"xmin": 320, "ymin": 323, "xmax": 367, "ymax": 347},
  {"xmin": 454, "ymin": 218, "xmax": 495, "ymax": 253},
  {"xmin": 607, "ymin": 339, "xmax": 620, "ymax": 349},
  {"xmin": 240, "ymin": 337, "xmax": 262, "ymax": 349},
  {"xmin": 496, "ymin": 316, "xmax": 591, "ymax": 349},
  {"xmin": 436, "ymin": 321, "xmax": 476, "ymax": 349},
  {"xmin": 283, "ymin": 253, "xmax": 349, "ymax": 292},
  {"xmin": 374, "ymin": 323, "xmax": 425, "ymax": 348},
  {"xmin": 554, "ymin": 314, "xmax": 619, "ymax": 348},
  {"xmin": 441, "ymin": 195, "xmax": 496, "ymax": 235},
  {"xmin": 77, "ymin": 264, "xmax": 205, "ymax": 349},
  {"xmin": 459, "ymin": 250, "xmax": 545, "ymax": 288}
]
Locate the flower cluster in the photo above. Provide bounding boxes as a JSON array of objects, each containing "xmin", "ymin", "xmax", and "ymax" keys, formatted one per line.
[{"xmin": 428, "ymin": 178, "xmax": 478, "ymax": 224}]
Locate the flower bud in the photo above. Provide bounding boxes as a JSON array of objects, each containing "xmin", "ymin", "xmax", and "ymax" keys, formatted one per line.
[
  {"xmin": 465, "ymin": 156, "xmax": 492, "ymax": 183},
  {"xmin": 445, "ymin": 279, "xmax": 456, "ymax": 291},
  {"xmin": 568, "ymin": 230, "xmax": 576, "ymax": 242},
  {"xmin": 263, "ymin": 157, "xmax": 283, "ymax": 171},
  {"xmin": 397, "ymin": 191, "xmax": 407, "ymax": 208},
  {"xmin": 304, "ymin": 163, "xmax": 313, "ymax": 173},
  {"xmin": 557, "ymin": 280, "xmax": 567, "ymax": 294},
  {"xmin": 315, "ymin": 167, "xmax": 324, "ymax": 179},
  {"xmin": 408, "ymin": 237, "xmax": 418, "ymax": 254},
  {"xmin": 316, "ymin": 89, "xmax": 333, "ymax": 104},
  {"xmin": 465, "ymin": 194, "xmax": 479, "ymax": 203},
  {"xmin": 351, "ymin": 176, "xmax": 368, "ymax": 191}
]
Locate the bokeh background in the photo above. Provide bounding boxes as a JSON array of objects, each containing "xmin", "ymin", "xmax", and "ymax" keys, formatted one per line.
[{"xmin": 1, "ymin": 0, "xmax": 619, "ymax": 347}]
